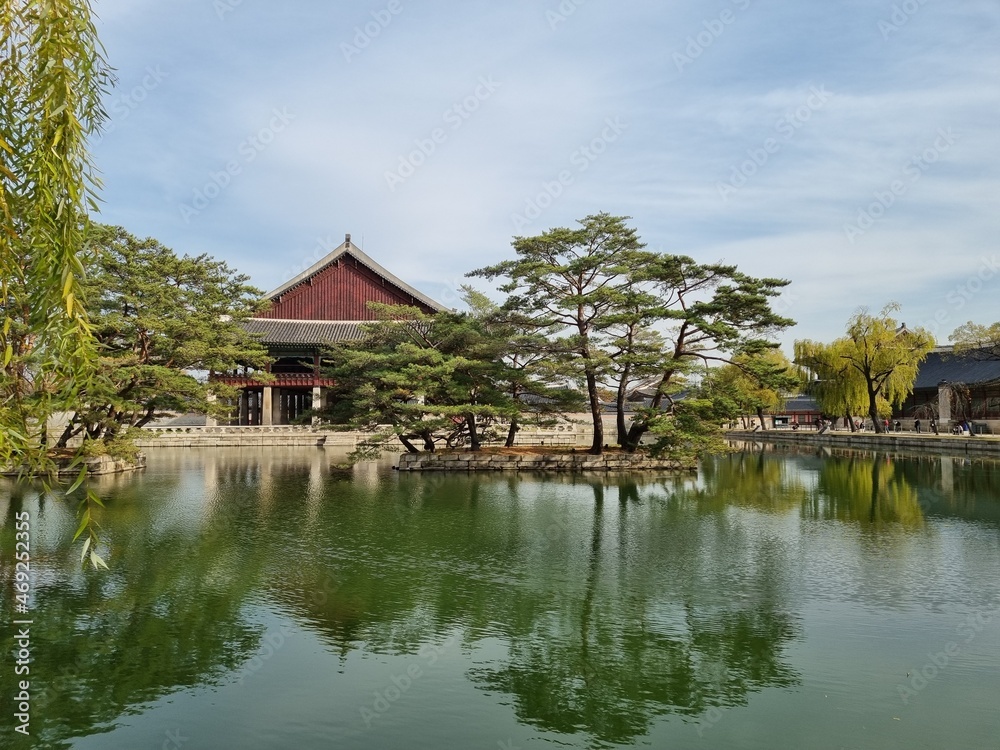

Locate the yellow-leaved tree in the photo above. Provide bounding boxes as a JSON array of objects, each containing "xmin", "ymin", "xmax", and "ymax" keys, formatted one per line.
[{"xmin": 795, "ymin": 304, "xmax": 934, "ymax": 434}]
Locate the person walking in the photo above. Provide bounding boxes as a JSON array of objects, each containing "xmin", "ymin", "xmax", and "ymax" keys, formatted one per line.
[
  {"xmin": 914, "ymin": 418, "xmax": 921, "ymax": 434},
  {"xmin": 930, "ymin": 417, "xmax": 938, "ymax": 434}
]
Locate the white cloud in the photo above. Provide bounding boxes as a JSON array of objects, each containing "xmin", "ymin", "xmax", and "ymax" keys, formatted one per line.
[{"xmin": 91, "ymin": 0, "xmax": 1000, "ymax": 346}]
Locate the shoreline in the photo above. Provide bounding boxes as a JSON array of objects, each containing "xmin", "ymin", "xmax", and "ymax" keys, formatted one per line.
[{"xmin": 725, "ymin": 429, "xmax": 1000, "ymax": 457}]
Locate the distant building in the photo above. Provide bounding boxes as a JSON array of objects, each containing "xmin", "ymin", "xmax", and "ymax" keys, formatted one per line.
[
  {"xmin": 771, "ymin": 394, "xmax": 823, "ymax": 426},
  {"xmin": 213, "ymin": 234, "xmax": 445, "ymax": 425},
  {"xmin": 895, "ymin": 346, "xmax": 1000, "ymax": 431}
]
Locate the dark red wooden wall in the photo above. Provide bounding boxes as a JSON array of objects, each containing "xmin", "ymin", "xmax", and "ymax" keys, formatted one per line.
[{"xmin": 258, "ymin": 255, "xmax": 437, "ymax": 320}]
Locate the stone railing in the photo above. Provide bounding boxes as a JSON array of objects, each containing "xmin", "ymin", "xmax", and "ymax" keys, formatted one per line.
[{"xmin": 136, "ymin": 421, "xmax": 595, "ymax": 449}]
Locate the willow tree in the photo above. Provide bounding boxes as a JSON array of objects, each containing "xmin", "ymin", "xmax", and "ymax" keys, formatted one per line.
[
  {"xmin": 796, "ymin": 305, "xmax": 934, "ymax": 433},
  {"xmin": 1, "ymin": 1, "xmax": 111, "ymax": 564},
  {"xmin": 794, "ymin": 338, "xmax": 868, "ymax": 428}
]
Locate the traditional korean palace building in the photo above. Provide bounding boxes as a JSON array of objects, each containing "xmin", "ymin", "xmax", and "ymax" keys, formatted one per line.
[
  {"xmin": 213, "ymin": 234, "xmax": 445, "ymax": 425},
  {"xmin": 895, "ymin": 346, "xmax": 1000, "ymax": 431}
]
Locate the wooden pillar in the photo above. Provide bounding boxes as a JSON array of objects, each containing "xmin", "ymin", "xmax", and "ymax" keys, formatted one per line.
[{"xmin": 239, "ymin": 390, "xmax": 249, "ymax": 426}]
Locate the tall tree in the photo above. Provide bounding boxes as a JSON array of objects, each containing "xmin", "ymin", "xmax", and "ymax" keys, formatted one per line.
[
  {"xmin": 794, "ymin": 338, "xmax": 868, "ymax": 429},
  {"xmin": 599, "ymin": 282, "xmax": 666, "ymax": 445},
  {"xmin": 55, "ymin": 225, "xmax": 270, "ymax": 449},
  {"xmin": 620, "ymin": 256, "xmax": 794, "ymax": 451},
  {"xmin": 795, "ymin": 305, "xmax": 934, "ymax": 433},
  {"xmin": 469, "ymin": 213, "xmax": 647, "ymax": 454}
]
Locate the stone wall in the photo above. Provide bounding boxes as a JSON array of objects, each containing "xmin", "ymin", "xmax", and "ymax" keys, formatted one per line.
[
  {"xmin": 396, "ymin": 451, "xmax": 691, "ymax": 472},
  {"xmin": 726, "ymin": 430, "xmax": 1000, "ymax": 456},
  {"xmin": 2, "ymin": 453, "xmax": 146, "ymax": 478}
]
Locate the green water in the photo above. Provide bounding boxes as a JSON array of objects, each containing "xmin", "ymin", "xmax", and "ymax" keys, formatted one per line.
[{"xmin": 1, "ymin": 445, "xmax": 999, "ymax": 750}]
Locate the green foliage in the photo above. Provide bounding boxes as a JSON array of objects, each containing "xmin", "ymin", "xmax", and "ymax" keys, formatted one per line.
[
  {"xmin": 470, "ymin": 213, "xmax": 648, "ymax": 453},
  {"xmin": 0, "ymin": 0, "xmax": 110, "ymax": 566},
  {"xmin": 700, "ymin": 350, "xmax": 803, "ymax": 428},
  {"xmin": 621, "ymin": 255, "xmax": 794, "ymax": 449},
  {"xmin": 79, "ymin": 427, "xmax": 143, "ymax": 462},
  {"xmin": 320, "ymin": 303, "xmax": 554, "ymax": 460},
  {"xmin": 471, "ymin": 214, "xmax": 794, "ymax": 454},
  {"xmin": 795, "ymin": 304, "xmax": 934, "ymax": 432},
  {"xmin": 642, "ymin": 397, "xmax": 733, "ymax": 462},
  {"xmin": 950, "ymin": 320, "xmax": 1000, "ymax": 360},
  {"xmin": 56, "ymin": 225, "xmax": 270, "ymax": 447}
]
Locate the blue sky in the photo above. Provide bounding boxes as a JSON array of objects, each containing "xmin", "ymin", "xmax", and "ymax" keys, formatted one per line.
[{"xmin": 91, "ymin": 0, "xmax": 999, "ymax": 352}]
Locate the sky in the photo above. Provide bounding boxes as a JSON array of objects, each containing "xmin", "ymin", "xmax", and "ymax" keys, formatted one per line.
[{"xmin": 90, "ymin": 0, "xmax": 1000, "ymax": 353}]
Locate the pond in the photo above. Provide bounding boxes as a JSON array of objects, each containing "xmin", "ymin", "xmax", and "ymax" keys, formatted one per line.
[{"xmin": 1, "ymin": 445, "xmax": 999, "ymax": 750}]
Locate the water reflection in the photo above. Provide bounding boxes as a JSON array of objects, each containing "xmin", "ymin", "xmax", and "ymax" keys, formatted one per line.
[
  {"xmin": 1, "ymin": 447, "xmax": 998, "ymax": 748},
  {"xmin": 0, "ymin": 481, "xmax": 266, "ymax": 749}
]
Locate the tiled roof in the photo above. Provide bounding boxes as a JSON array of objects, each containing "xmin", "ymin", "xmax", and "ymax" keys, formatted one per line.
[
  {"xmin": 781, "ymin": 394, "xmax": 821, "ymax": 412},
  {"xmin": 914, "ymin": 348, "xmax": 1000, "ymax": 389},
  {"xmin": 242, "ymin": 319, "xmax": 370, "ymax": 345}
]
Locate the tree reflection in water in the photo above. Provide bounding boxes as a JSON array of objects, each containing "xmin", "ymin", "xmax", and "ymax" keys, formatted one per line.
[{"xmin": 8, "ymin": 444, "xmax": 976, "ymax": 748}]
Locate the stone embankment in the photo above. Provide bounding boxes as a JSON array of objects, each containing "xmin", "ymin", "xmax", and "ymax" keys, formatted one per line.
[
  {"xmin": 2, "ymin": 453, "xmax": 146, "ymax": 478},
  {"xmin": 727, "ymin": 430, "xmax": 1000, "ymax": 456},
  {"xmin": 396, "ymin": 451, "xmax": 691, "ymax": 472}
]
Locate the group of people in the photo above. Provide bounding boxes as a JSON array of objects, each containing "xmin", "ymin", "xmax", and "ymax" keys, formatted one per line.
[
  {"xmin": 952, "ymin": 419, "xmax": 975, "ymax": 435},
  {"xmin": 777, "ymin": 416, "xmax": 976, "ymax": 435},
  {"xmin": 835, "ymin": 416, "xmax": 940, "ymax": 434}
]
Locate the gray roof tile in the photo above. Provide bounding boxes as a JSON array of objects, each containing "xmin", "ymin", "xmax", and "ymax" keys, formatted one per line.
[
  {"xmin": 242, "ymin": 319, "xmax": 369, "ymax": 345},
  {"xmin": 915, "ymin": 348, "xmax": 1000, "ymax": 389}
]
